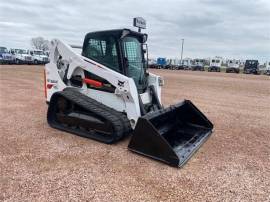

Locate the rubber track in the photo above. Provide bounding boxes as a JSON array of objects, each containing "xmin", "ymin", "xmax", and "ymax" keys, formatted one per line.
[
  {"xmin": 48, "ymin": 88, "xmax": 132, "ymax": 143},
  {"xmin": 64, "ymin": 88, "xmax": 132, "ymax": 139}
]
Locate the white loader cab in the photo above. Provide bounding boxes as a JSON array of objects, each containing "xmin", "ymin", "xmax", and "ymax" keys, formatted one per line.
[
  {"xmin": 11, "ymin": 48, "xmax": 33, "ymax": 64},
  {"xmin": 226, "ymin": 59, "xmax": 240, "ymax": 73},
  {"xmin": 29, "ymin": 49, "xmax": 49, "ymax": 64},
  {"xmin": 208, "ymin": 58, "xmax": 221, "ymax": 72}
]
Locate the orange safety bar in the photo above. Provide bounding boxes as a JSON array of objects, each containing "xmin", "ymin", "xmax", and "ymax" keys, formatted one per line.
[{"xmin": 83, "ymin": 78, "xmax": 103, "ymax": 88}]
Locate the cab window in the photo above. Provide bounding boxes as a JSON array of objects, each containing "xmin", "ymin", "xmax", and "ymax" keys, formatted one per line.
[
  {"xmin": 84, "ymin": 36, "xmax": 120, "ymax": 72},
  {"xmin": 122, "ymin": 37, "xmax": 144, "ymax": 89}
]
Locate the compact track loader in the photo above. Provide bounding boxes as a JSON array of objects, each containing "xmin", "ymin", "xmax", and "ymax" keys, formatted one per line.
[{"xmin": 45, "ymin": 27, "xmax": 213, "ymax": 167}]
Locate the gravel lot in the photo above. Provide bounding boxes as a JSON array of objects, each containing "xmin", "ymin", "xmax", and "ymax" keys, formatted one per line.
[{"xmin": 0, "ymin": 65, "xmax": 269, "ymax": 201}]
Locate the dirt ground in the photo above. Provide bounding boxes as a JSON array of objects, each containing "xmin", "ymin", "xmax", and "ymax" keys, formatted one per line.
[{"xmin": 0, "ymin": 65, "xmax": 269, "ymax": 201}]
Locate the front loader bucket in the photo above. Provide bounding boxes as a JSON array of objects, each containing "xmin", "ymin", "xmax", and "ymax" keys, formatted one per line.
[{"xmin": 128, "ymin": 100, "xmax": 213, "ymax": 167}]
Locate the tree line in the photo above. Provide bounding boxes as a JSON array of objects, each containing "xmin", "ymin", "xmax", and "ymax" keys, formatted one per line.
[{"xmin": 30, "ymin": 37, "xmax": 49, "ymax": 51}]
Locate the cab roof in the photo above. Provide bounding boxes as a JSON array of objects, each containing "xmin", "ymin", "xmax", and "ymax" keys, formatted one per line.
[{"xmin": 84, "ymin": 29, "xmax": 147, "ymax": 43}]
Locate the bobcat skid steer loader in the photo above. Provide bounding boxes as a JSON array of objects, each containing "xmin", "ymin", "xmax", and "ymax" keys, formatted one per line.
[{"xmin": 45, "ymin": 28, "xmax": 213, "ymax": 167}]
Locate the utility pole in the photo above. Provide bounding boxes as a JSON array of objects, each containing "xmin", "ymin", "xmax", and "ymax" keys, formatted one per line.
[{"xmin": 180, "ymin": 39, "xmax": 184, "ymax": 65}]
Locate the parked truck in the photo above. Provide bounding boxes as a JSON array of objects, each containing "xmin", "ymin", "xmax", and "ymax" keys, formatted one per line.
[
  {"xmin": 171, "ymin": 58, "xmax": 181, "ymax": 70},
  {"xmin": 148, "ymin": 58, "xmax": 157, "ymax": 68},
  {"xmin": 182, "ymin": 58, "xmax": 193, "ymax": 70},
  {"xmin": 29, "ymin": 49, "xmax": 49, "ymax": 64},
  {"xmin": 226, "ymin": 59, "xmax": 240, "ymax": 73},
  {"xmin": 264, "ymin": 61, "xmax": 270, "ymax": 76},
  {"xmin": 208, "ymin": 58, "xmax": 221, "ymax": 72},
  {"xmin": 11, "ymin": 48, "xmax": 33, "ymax": 64},
  {"xmin": 243, "ymin": 60, "xmax": 259, "ymax": 74},
  {"xmin": 0, "ymin": 47, "xmax": 14, "ymax": 64},
  {"xmin": 192, "ymin": 59, "xmax": 205, "ymax": 71},
  {"xmin": 156, "ymin": 57, "xmax": 166, "ymax": 69},
  {"xmin": 165, "ymin": 58, "xmax": 179, "ymax": 70}
]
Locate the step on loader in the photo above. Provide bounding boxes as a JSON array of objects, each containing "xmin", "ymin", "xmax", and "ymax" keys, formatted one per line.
[{"xmin": 45, "ymin": 19, "xmax": 213, "ymax": 167}]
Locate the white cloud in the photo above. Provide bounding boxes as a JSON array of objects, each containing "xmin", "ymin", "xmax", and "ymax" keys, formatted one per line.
[{"xmin": 0, "ymin": 0, "xmax": 269, "ymax": 61}]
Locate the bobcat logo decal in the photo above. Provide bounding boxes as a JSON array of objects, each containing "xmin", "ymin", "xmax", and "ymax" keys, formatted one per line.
[{"xmin": 118, "ymin": 80, "xmax": 125, "ymax": 87}]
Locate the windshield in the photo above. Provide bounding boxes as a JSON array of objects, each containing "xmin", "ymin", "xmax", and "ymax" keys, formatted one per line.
[
  {"xmin": 0, "ymin": 47, "xmax": 8, "ymax": 53},
  {"xmin": 122, "ymin": 36, "xmax": 146, "ymax": 91},
  {"xmin": 34, "ymin": 51, "xmax": 44, "ymax": 55},
  {"xmin": 247, "ymin": 61, "xmax": 257, "ymax": 65},
  {"xmin": 16, "ymin": 49, "xmax": 27, "ymax": 54}
]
